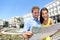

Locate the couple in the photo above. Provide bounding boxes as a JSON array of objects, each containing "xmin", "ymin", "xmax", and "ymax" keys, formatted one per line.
[{"xmin": 23, "ymin": 6, "xmax": 54, "ymax": 40}]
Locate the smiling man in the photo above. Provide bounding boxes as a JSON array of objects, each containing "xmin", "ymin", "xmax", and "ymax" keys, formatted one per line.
[{"xmin": 23, "ymin": 6, "xmax": 41, "ymax": 40}]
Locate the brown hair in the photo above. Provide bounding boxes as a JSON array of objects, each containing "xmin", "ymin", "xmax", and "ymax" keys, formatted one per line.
[
  {"xmin": 40, "ymin": 7, "xmax": 48, "ymax": 24},
  {"xmin": 32, "ymin": 6, "xmax": 40, "ymax": 13}
]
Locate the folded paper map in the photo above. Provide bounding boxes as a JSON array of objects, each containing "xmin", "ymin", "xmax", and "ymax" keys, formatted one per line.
[{"xmin": 30, "ymin": 23, "xmax": 60, "ymax": 40}]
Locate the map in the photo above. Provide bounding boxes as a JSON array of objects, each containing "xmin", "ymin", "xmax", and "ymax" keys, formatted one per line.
[{"xmin": 30, "ymin": 23, "xmax": 60, "ymax": 40}]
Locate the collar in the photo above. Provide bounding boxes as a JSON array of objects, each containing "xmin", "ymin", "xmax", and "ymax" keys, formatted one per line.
[{"xmin": 31, "ymin": 16, "xmax": 38, "ymax": 21}]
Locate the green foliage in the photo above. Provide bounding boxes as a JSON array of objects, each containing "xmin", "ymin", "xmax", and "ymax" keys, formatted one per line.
[{"xmin": 0, "ymin": 34, "xmax": 23, "ymax": 40}]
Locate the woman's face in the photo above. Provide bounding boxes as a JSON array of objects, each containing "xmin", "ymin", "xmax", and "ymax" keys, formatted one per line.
[{"xmin": 42, "ymin": 10, "xmax": 48, "ymax": 20}]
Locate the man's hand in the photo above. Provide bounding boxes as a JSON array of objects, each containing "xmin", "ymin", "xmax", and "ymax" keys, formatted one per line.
[
  {"xmin": 24, "ymin": 31, "xmax": 33, "ymax": 36},
  {"xmin": 23, "ymin": 31, "xmax": 33, "ymax": 40}
]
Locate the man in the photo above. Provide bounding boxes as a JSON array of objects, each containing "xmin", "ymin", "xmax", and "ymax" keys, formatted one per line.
[{"xmin": 23, "ymin": 6, "xmax": 41, "ymax": 40}]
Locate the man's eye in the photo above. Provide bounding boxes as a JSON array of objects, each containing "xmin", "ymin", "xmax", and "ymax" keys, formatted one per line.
[
  {"xmin": 36, "ymin": 12, "xmax": 39, "ymax": 13},
  {"xmin": 37, "ymin": 12, "xmax": 39, "ymax": 13}
]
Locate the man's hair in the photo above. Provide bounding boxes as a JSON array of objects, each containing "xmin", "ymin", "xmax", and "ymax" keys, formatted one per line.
[{"xmin": 32, "ymin": 6, "xmax": 40, "ymax": 13}]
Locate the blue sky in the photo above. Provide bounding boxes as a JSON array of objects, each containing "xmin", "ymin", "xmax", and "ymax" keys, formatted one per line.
[{"xmin": 0, "ymin": 0, "xmax": 52, "ymax": 19}]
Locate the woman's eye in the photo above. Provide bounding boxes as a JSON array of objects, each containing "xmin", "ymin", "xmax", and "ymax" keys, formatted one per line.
[
  {"xmin": 42, "ymin": 13, "xmax": 44, "ymax": 15},
  {"xmin": 45, "ymin": 13, "xmax": 47, "ymax": 14}
]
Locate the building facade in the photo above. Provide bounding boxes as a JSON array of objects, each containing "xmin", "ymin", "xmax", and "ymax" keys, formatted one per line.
[
  {"xmin": 9, "ymin": 16, "xmax": 24, "ymax": 28},
  {"xmin": 44, "ymin": 0, "xmax": 60, "ymax": 23},
  {"xmin": 23, "ymin": 13, "xmax": 32, "ymax": 18}
]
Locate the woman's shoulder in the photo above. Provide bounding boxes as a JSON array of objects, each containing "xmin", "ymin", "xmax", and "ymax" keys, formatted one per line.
[
  {"xmin": 49, "ymin": 18, "xmax": 53, "ymax": 21},
  {"xmin": 49, "ymin": 18, "xmax": 54, "ymax": 25}
]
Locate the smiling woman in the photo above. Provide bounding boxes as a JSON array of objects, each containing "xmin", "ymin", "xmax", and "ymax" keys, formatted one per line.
[{"xmin": 40, "ymin": 8, "xmax": 54, "ymax": 27}]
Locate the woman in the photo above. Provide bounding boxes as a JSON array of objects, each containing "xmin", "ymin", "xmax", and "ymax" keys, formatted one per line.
[
  {"xmin": 40, "ymin": 8, "xmax": 59, "ymax": 40},
  {"xmin": 40, "ymin": 8, "xmax": 54, "ymax": 27}
]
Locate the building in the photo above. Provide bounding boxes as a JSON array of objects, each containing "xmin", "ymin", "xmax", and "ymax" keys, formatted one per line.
[
  {"xmin": 23, "ymin": 13, "xmax": 32, "ymax": 18},
  {"xmin": 44, "ymin": 0, "xmax": 60, "ymax": 23},
  {"xmin": 0, "ymin": 19, "xmax": 9, "ymax": 29},
  {"xmin": 23, "ymin": 13, "xmax": 40, "ymax": 20},
  {"xmin": 9, "ymin": 16, "xmax": 24, "ymax": 28}
]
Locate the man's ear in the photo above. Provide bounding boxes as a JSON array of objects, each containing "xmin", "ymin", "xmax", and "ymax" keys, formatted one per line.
[{"xmin": 38, "ymin": 16, "xmax": 40, "ymax": 20}]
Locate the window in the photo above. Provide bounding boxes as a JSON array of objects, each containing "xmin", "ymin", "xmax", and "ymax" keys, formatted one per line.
[
  {"xmin": 54, "ymin": 7, "xmax": 57, "ymax": 11},
  {"xmin": 51, "ymin": 8, "xmax": 53, "ymax": 12},
  {"xmin": 50, "ymin": 5, "xmax": 53, "ymax": 8},
  {"xmin": 57, "ymin": 6, "xmax": 60, "ymax": 14},
  {"xmin": 54, "ymin": 10, "xmax": 58, "ymax": 15},
  {"xmin": 56, "ymin": 1, "xmax": 60, "ymax": 6},
  {"xmin": 53, "ymin": 3, "xmax": 56, "ymax": 7}
]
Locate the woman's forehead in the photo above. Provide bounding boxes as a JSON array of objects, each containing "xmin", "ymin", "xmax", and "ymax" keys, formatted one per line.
[{"xmin": 42, "ymin": 10, "xmax": 48, "ymax": 13}]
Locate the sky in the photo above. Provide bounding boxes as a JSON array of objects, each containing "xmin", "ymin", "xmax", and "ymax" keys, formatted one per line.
[{"xmin": 0, "ymin": 0, "xmax": 53, "ymax": 20}]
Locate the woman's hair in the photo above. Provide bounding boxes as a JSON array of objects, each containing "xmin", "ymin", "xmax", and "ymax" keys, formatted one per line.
[{"xmin": 40, "ymin": 7, "xmax": 48, "ymax": 24}]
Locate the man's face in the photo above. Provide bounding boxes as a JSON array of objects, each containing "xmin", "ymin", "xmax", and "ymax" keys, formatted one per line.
[{"xmin": 32, "ymin": 9, "xmax": 39, "ymax": 18}]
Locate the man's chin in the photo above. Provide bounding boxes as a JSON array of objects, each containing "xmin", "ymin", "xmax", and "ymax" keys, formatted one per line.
[{"xmin": 34, "ymin": 17, "xmax": 38, "ymax": 18}]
